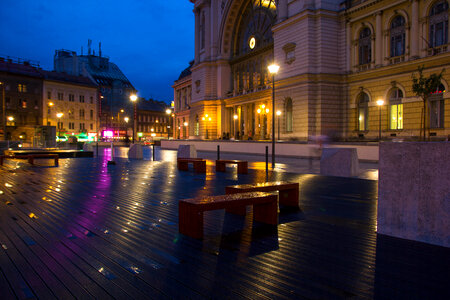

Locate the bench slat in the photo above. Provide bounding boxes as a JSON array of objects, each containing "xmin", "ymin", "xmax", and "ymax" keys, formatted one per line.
[{"xmin": 226, "ymin": 181, "xmax": 299, "ymax": 208}]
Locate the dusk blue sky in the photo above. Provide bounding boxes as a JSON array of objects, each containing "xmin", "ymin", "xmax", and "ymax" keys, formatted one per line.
[{"xmin": 0, "ymin": 0, "xmax": 195, "ymax": 104}]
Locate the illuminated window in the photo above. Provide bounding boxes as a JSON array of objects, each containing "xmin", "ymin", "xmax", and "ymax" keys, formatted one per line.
[
  {"xmin": 358, "ymin": 92, "xmax": 369, "ymax": 131},
  {"xmin": 21, "ymin": 99, "xmax": 27, "ymax": 108},
  {"xmin": 389, "ymin": 88, "xmax": 403, "ymax": 130},
  {"xmin": 390, "ymin": 16, "xmax": 405, "ymax": 57},
  {"xmin": 430, "ymin": 0, "xmax": 448, "ymax": 47},
  {"xmin": 285, "ymin": 97, "xmax": 293, "ymax": 132},
  {"xmin": 430, "ymin": 84, "xmax": 445, "ymax": 128},
  {"xmin": 359, "ymin": 27, "xmax": 372, "ymax": 65},
  {"xmin": 18, "ymin": 84, "xmax": 27, "ymax": 93}
]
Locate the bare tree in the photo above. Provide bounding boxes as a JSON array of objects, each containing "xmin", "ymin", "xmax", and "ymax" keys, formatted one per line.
[{"xmin": 411, "ymin": 66, "xmax": 444, "ymax": 140}]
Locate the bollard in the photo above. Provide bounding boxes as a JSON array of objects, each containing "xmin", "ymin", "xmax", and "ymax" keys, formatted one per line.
[
  {"xmin": 152, "ymin": 144, "xmax": 155, "ymax": 161},
  {"xmin": 265, "ymin": 146, "xmax": 269, "ymax": 179},
  {"xmin": 217, "ymin": 145, "xmax": 220, "ymax": 160}
]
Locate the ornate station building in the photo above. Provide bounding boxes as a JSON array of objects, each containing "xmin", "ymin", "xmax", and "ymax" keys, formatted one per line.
[{"xmin": 173, "ymin": 0, "xmax": 450, "ymax": 141}]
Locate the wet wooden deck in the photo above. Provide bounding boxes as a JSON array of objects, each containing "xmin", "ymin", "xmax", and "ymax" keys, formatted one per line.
[{"xmin": 0, "ymin": 157, "xmax": 448, "ymax": 299}]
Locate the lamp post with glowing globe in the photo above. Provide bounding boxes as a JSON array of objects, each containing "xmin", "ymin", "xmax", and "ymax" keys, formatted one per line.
[
  {"xmin": 130, "ymin": 94, "xmax": 138, "ymax": 143},
  {"xmin": 268, "ymin": 63, "xmax": 279, "ymax": 168}
]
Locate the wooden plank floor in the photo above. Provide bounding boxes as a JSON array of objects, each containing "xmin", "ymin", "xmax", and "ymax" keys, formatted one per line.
[{"xmin": 0, "ymin": 157, "xmax": 448, "ymax": 299}]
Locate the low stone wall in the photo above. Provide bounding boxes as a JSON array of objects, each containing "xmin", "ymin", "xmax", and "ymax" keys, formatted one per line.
[
  {"xmin": 161, "ymin": 140, "xmax": 379, "ymax": 161},
  {"xmin": 377, "ymin": 142, "xmax": 450, "ymax": 248}
]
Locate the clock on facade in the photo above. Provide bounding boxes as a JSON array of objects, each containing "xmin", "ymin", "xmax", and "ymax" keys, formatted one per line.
[{"xmin": 249, "ymin": 36, "xmax": 256, "ymax": 49}]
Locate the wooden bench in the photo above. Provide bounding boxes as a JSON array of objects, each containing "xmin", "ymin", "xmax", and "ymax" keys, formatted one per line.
[
  {"xmin": 0, "ymin": 155, "xmax": 21, "ymax": 166},
  {"xmin": 225, "ymin": 181, "xmax": 299, "ymax": 209},
  {"xmin": 27, "ymin": 154, "xmax": 59, "ymax": 166},
  {"xmin": 215, "ymin": 160, "xmax": 248, "ymax": 174},
  {"xmin": 179, "ymin": 191, "xmax": 278, "ymax": 239},
  {"xmin": 177, "ymin": 158, "xmax": 206, "ymax": 173}
]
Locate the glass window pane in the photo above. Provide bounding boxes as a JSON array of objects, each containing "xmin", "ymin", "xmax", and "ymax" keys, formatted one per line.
[
  {"xmin": 390, "ymin": 105, "xmax": 398, "ymax": 129},
  {"xmin": 398, "ymin": 104, "xmax": 403, "ymax": 129}
]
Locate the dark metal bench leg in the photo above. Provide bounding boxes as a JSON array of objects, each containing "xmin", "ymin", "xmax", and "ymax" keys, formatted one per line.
[
  {"xmin": 253, "ymin": 200, "xmax": 278, "ymax": 225},
  {"xmin": 179, "ymin": 202, "xmax": 204, "ymax": 239}
]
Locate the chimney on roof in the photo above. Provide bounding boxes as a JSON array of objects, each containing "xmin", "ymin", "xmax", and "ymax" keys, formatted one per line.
[
  {"xmin": 99, "ymin": 42, "xmax": 102, "ymax": 57},
  {"xmin": 88, "ymin": 39, "xmax": 92, "ymax": 55}
]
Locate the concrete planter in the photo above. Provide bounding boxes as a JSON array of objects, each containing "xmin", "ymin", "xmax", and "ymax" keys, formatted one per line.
[{"xmin": 377, "ymin": 142, "xmax": 450, "ymax": 247}]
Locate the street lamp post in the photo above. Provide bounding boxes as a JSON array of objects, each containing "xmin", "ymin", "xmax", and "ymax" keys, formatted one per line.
[
  {"xmin": 276, "ymin": 110, "xmax": 281, "ymax": 140},
  {"xmin": 202, "ymin": 114, "xmax": 211, "ymax": 139},
  {"xmin": 56, "ymin": 113, "xmax": 63, "ymax": 141},
  {"xmin": 376, "ymin": 99, "xmax": 384, "ymax": 141},
  {"xmin": 130, "ymin": 94, "xmax": 138, "ymax": 143},
  {"xmin": 47, "ymin": 102, "xmax": 54, "ymax": 125},
  {"xmin": 166, "ymin": 109, "xmax": 172, "ymax": 139},
  {"xmin": 233, "ymin": 114, "xmax": 238, "ymax": 139},
  {"xmin": 268, "ymin": 63, "xmax": 280, "ymax": 168}
]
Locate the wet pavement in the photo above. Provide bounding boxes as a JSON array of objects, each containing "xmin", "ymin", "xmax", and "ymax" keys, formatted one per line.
[{"xmin": 0, "ymin": 147, "xmax": 447, "ymax": 299}]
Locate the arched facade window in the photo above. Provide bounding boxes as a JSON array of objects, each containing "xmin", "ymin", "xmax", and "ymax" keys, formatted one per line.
[
  {"xmin": 390, "ymin": 16, "xmax": 406, "ymax": 57},
  {"xmin": 359, "ymin": 27, "xmax": 372, "ymax": 65},
  {"xmin": 194, "ymin": 115, "xmax": 199, "ymax": 136},
  {"xmin": 430, "ymin": 83, "xmax": 445, "ymax": 128},
  {"xmin": 357, "ymin": 92, "xmax": 369, "ymax": 131},
  {"xmin": 285, "ymin": 97, "xmax": 293, "ymax": 132},
  {"xmin": 429, "ymin": 1, "xmax": 449, "ymax": 47},
  {"xmin": 389, "ymin": 88, "xmax": 404, "ymax": 130},
  {"xmin": 230, "ymin": 0, "xmax": 276, "ymax": 94}
]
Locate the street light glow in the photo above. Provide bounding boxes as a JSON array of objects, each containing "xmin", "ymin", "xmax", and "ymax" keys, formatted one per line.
[
  {"xmin": 276, "ymin": 110, "xmax": 282, "ymax": 116},
  {"xmin": 233, "ymin": 114, "xmax": 238, "ymax": 120},
  {"xmin": 268, "ymin": 63, "xmax": 280, "ymax": 74},
  {"xmin": 376, "ymin": 99, "xmax": 384, "ymax": 106},
  {"xmin": 56, "ymin": 113, "xmax": 63, "ymax": 118},
  {"xmin": 166, "ymin": 109, "xmax": 172, "ymax": 115},
  {"xmin": 7, "ymin": 116, "xmax": 14, "ymax": 121},
  {"xmin": 130, "ymin": 94, "xmax": 137, "ymax": 102},
  {"xmin": 124, "ymin": 117, "xmax": 129, "ymax": 123}
]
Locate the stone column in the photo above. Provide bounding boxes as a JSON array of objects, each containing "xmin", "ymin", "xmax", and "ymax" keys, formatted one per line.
[
  {"xmin": 204, "ymin": 1, "xmax": 211, "ymax": 60},
  {"xmin": 410, "ymin": 0, "xmax": 419, "ymax": 58},
  {"xmin": 346, "ymin": 20, "xmax": 352, "ymax": 72},
  {"xmin": 375, "ymin": 11, "xmax": 383, "ymax": 67},
  {"xmin": 277, "ymin": 0, "xmax": 288, "ymax": 22},
  {"xmin": 194, "ymin": 8, "xmax": 200, "ymax": 64}
]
